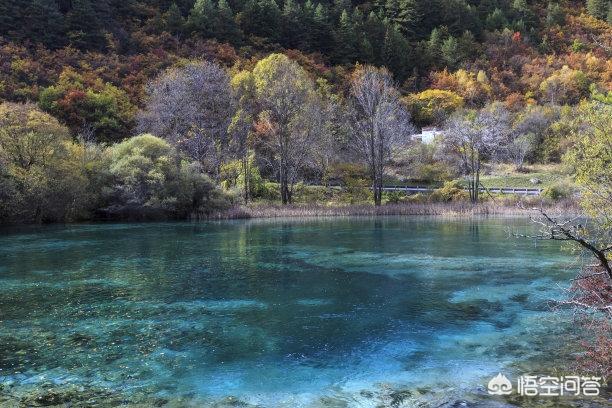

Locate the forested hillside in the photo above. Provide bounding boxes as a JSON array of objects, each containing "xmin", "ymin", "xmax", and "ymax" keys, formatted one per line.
[
  {"xmin": 0, "ymin": 0, "xmax": 611, "ymax": 223},
  {"xmin": 2, "ymin": 1, "xmax": 610, "ymax": 114}
]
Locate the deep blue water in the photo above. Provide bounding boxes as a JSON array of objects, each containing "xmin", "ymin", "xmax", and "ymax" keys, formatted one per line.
[{"xmin": 0, "ymin": 217, "xmax": 580, "ymax": 406}]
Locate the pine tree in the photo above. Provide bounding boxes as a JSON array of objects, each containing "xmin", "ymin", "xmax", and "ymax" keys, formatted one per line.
[
  {"xmin": 334, "ymin": 10, "xmax": 358, "ymax": 64},
  {"xmin": 383, "ymin": 0, "xmax": 418, "ymax": 35},
  {"xmin": 360, "ymin": 37, "xmax": 375, "ymax": 63},
  {"xmin": 382, "ymin": 23, "xmax": 410, "ymax": 80},
  {"xmin": 302, "ymin": 0, "xmax": 316, "ymax": 50},
  {"xmin": 441, "ymin": 36, "xmax": 460, "ymax": 68},
  {"xmin": 163, "ymin": 2, "xmax": 186, "ymax": 36},
  {"xmin": 586, "ymin": 0, "xmax": 609, "ymax": 20},
  {"xmin": 397, "ymin": 0, "xmax": 419, "ymax": 37},
  {"xmin": 352, "ymin": 7, "xmax": 365, "ymax": 34},
  {"xmin": 66, "ymin": 0, "xmax": 107, "ymax": 49},
  {"xmin": 546, "ymin": 2, "xmax": 565, "ymax": 27},
  {"xmin": 332, "ymin": 0, "xmax": 352, "ymax": 21},
  {"xmin": 485, "ymin": 8, "xmax": 507, "ymax": 30},
  {"xmin": 188, "ymin": 0, "xmax": 217, "ymax": 37},
  {"xmin": 428, "ymin": 27, "xmax": 444, "ymax": 62},
  {"xmin": 364, "ymin": 11, "xmax": 387, "ymax": 64},
  {"xmin": 0, "ymin": 0, "xmax": 19, "ymax": 38},
  {"xmin": 457, "ymin": 30, "xmax": 477, "ymax": 61},
  {"xmin": 510, "ymin": 0, "xmax": 536, "ymax": 29},
  {"xmin": 216, "ymin": 0, "xmax": 243, "ymax": 44},
  {"xmin": 312, "ymin": 3, "xmax": 333, "ymax": 53},
  {"xmin": 21, "ymin": 0, "xmax": 66, "ymax": 49},
  {"xmin": 282, "ymin": 0, "xmax": 306, "ymax": 48},
  {"xmin": 240, "ymin": 0, "xmax": 282, "ymax": 41},
  {"xmin": 384, "ymin": 0, "xmax": 400, "ymax": 23}
]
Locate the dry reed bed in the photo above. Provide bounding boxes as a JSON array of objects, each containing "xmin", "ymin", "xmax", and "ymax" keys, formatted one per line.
[{"xmin": 210, "ymin": 200, "xmax": 579, "ymax": 220}]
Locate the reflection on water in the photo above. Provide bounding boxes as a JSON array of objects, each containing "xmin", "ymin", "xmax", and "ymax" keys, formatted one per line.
[{"xmin": 0, "ymin": 217, "xmax": 586, "ymax": 406}]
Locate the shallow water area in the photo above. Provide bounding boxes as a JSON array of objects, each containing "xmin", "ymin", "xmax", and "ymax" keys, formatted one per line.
[{"xmin": 0, "ymin": 217, "xmax": 605, "ymax": 407}]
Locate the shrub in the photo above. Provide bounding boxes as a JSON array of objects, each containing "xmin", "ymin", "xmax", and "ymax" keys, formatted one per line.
[
  {"xmin": 259, "ymin": 181, "xmax": 280, "ymax": 201},
  {"xmin": 430, "ymin": 180, "xmax": 470, "ymax": 202},
  {"xmin": 415, "ymin": 162, "xmax": 454, "ymax": 183},
  {"xmin": 0, "ymin": 102, "xmax": 98, "ymax": 223},
  {"xmin": 541, "ymin": 180, "xmax": 577, "ymax": 200},
  {"xmin": 406, "ymin": 193, "xmax": 428, "ymax": 203},
  {"xmin": 39, "ymin": 68, "xmax": 136, "ymax": 143},
  {"xmin": 102, "ymin": 134, "xmax": 229, "ymax": 219},
  {"xmin": 384, "ymin": 191, "xmax": 408, "ymax": 204},
  {"xmin": 403, "ymin": 89, "xmax": 464, "ymax": 126}
]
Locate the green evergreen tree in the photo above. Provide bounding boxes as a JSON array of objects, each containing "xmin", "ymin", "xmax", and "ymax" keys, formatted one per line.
[
  {"xmin": 352, "ymin": 7, "xmax": 365, "ymax": 34},
  {"xmin": 414, "ymin": 0, "xmax": 443, "ymax": 37},
  {"xmin": 216, "ymin": 0, "xmax": 243, "ymax": 43},
  {"xmin": 485, "ymin": 8, "xmax": 507, "ymax": 30},
  {"xmin": 282, "ymin": 0, "xmax": 307, "ymax": 48},
  {"xmin": 21, "ymin": 0, "xmax": 66, "ymax": 48},
  {"xmin": 163, "ymin": 2, "xmax": 186, "ymax": 36},
  {"xmin": 188, "ymin": 0, "xmax": 217, "ymax": 37},
  {"xmin": 586, "ymin": 0, "xmax": 609, "ymax": 20},
  {"xmin": 352, "ymin": 8, "xmax": 371, "ymax": 62},
  {"xmin": 240, "ymin": 0, "xmax": 282, "ymax": 41},
  {"xmin": 428, "ymin": 27, "xmax": 444, "ymax": 62},
  {"xmin": 304, "ymin": 0, "xmax": 316, "ymax": 15},
  {"xmin": 441, "ymin": 35, "xmax": 460, "ymax": 68},
  {"xmin": 457, "ymin": 30, "xmax": 478, "ymax": 61},
  {"xmin": 382, "ymin": 23, "xmax": 410, "ymax": 80},
  {"xmin": 384, "ymin": 0, "xmax": 400, "ymax": 23},
  {"xmin": 0, "ymin": 0, "xmax": 18, "ymax": 37},
  {"xmin": 332, "ymin": 0, "xmax": 352, "ymax": 20},
  {"xmin": 383, "ymin": 0, "xmax": 419, "ymax": 36},
  {"xmin": 546, "ymin": 2, "xmax": 565, "ymax": 27},
  {"xmin": 511, "ymin": 0, "xmax": 536, "ymax": 29},
  {"xmin": 312, "ymin": 3, "xmax": 333, "ymax": 53},
  {"xmin": 397, "ymin": 0, "xmax": 420, "ymax": 37},
  {"xmin": 334, "ymin": 10, "xmax": 358, "ymax": 64},
  {"xmin": 364, "ymin": 11, "xmax": 387, "ymax": 64},
  {"xmin": 66, "ymin": 0, "xmax": 106, "ymax": 49},
  {"xmin": 302, "ymin": 0, "xmax": 317, "ymax": 50}
]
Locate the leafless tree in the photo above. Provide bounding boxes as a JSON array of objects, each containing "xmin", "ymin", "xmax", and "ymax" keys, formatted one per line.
[
  {"xmin": 313, "ymin": 95, "xmax": 346, "ymax": 186},
  {"xmin": 137, "ymin": 61, "xmax": 236, "ymax": 177},
  {"xmin": 228, "ymin": 108, "xmax": 253, "ymax": 203},
  {"xmin": 519, "ymin": 208, "xmax": 611, "ymax": 279},
  {"xmin": 541, "ymin": 76, "xmax": 564, "ymax": 105},
  {"xmin": 349, "ymin": 66, "xmax": 415, "ymax": 206},
  {"xmin": 515, "ymin": 207, "xmax": 611, "ymax": 377},
  {"xmin": 506, "ymin": 106, "xmax": 557, "ymax": 170},
  {"xmin": 513, "ymin": 106, "xmax": 555, "ymax": 139},
  {"xmin": 442, "ymin": 103, "xmax": 510, "ymax": 203},
  {"xmin": 257, "ymin": 93, "xmax": 327, "ymax": 204},
  {"xmin": 506, "ymin": 133, "xmax": 535, "ymax": 170},
  {"xmin": 251, "ymin": 55, "xmax": 328, "ymax": 204}
]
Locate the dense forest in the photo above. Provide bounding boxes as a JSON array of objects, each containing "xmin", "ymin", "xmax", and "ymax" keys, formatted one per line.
[{"xmin": 0, "ymin": 0, "xmax": 611, "ymax": 223}]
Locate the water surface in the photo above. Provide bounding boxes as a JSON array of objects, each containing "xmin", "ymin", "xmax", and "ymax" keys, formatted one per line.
[{"xmin": 0, "ymin": 217, "xmax": 582, "ymax": 406}]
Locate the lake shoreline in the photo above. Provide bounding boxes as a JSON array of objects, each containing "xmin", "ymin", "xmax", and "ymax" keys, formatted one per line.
[
  {"xmin": 211, "ymin": 200, "xmax": 579, "ymax": 220},
  {"xmin": 0, "ymin": 200, "xmax": 580, "ymax": 228}
]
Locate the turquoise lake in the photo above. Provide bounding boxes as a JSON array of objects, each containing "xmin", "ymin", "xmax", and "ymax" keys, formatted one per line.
[{"xmin": 0, "ymin": 217, "xmax": 590, "ymax": 406}]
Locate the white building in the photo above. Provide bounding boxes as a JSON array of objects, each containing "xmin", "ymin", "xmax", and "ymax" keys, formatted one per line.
[{"xmin": 409, "ymin": 127, "xmax": 442, "ymax": 144}]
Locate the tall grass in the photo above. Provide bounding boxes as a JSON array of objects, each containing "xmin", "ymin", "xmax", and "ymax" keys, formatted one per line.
[{"xmin": 209, "ymin": 200, "xmax": 579, "ymax": 220}]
